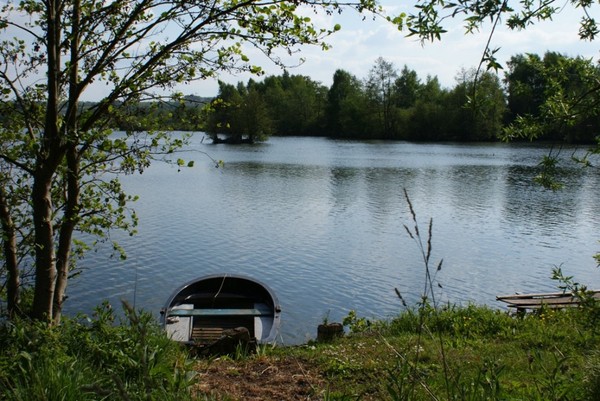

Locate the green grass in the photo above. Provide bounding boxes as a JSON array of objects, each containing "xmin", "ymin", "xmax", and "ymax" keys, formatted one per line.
[
  {"xmin": 2, "ymin": 303, "xmax": 599, "ymax": 400},
  {"xmin": 0, "ymin": 301, "xmax": 196, "ymax": 401},
  {"xmin": 273, "ymin": 305, "xmax": 600, "ymax": 400}
]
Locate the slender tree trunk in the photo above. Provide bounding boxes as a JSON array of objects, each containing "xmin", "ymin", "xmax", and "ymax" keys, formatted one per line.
[
  {"xmin": 53, "ymin": 145, "xmax": 79, "ymax": 324},
  {"xmin": 53, "ymin": 0, "xmax": 82, "ymax": 325},
  {"xmin": 31, "ymin": 174, "xmax": 58, "ymax": 321},
  {"xmin": 0, "ymin": 185, "xmax": 20, "ymax": 317},
  {"xmin": 32, "ymin": 0, "xmax": 62, "ymax": 322}
]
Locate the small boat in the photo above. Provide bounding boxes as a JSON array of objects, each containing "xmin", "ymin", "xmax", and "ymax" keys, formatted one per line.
[{"xmin": 161, "ymin": 274, "xmax": 281, "ymax": 346}]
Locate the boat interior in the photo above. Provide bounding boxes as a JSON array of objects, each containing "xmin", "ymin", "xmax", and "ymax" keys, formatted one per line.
[{"xmin": 165, "ymin": 293, "xmax": 273, "ymax": 345}]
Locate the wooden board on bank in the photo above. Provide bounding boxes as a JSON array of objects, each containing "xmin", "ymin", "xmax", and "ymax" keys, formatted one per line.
[{"xmin": 497, "ymin": 290, "xmax": 600, "ymax": 313}]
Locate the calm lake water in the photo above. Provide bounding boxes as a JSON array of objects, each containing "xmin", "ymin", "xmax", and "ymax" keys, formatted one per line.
[{"xmin": 65, "ymin": 135, "xmax": 600, "ymax": 344}]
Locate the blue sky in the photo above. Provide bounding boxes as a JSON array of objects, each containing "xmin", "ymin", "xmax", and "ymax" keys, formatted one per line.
[{"xmin": 183, "ymin": 2, "xmax": 599, "ymax": 98}]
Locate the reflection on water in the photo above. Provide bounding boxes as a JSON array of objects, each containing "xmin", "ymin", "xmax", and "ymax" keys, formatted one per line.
[{"xmin": 65, "ymin": 136, "xmax": 600, "ymax": 344}]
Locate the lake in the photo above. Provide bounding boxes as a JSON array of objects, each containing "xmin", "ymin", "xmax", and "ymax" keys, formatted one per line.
[{"xmin": 65, "ymin": 135, "xmax": 600, "ymax": 344}]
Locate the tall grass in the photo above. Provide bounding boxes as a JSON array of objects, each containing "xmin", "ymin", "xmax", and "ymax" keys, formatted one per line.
[
  {"xmin": 391, "ymin": 189, "xmax": 449, "ymax": 400},
  {"xmin": 0, "ymin": 301, "xmax": 195, "ymax": 401}
]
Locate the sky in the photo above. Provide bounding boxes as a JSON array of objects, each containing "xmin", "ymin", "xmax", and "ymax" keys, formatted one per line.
[
  {"xmin": 3, "ymin": 0, "xmax": 598, "ymax": 101},
  {"xmin": 177, "ymin": 2, "xmax": 599, "ymax": 98}
]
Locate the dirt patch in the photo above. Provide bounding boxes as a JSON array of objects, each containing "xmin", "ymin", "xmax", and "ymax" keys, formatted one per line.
[{"xmin": 194, "ymin": 356, "xmax": 327, "ymax": 400}]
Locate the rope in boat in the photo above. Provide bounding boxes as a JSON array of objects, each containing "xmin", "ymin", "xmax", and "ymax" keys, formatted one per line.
[{"xmin": 213, "ymin": 273, "xmax": 228, "ymax": 300}]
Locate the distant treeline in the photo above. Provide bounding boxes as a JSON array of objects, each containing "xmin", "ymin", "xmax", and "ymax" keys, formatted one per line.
[
  {"xmin": 203, "ymin": 52, "xmax": 600, "ymax": 144},
  {"xmin": 116, "ymin": 52, "xmax": 599, "ymax": 144},
  {"xmin": 114, "ymin": 95, "xmax": 210, "ymax": 132}
]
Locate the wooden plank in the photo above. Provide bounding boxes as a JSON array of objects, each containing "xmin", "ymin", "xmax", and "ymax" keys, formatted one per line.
[
  {"xmin": 497, "ymin": 290, "xmax": 600, "ymax": 301},
  {"xmin": 508, "ymin": 303, "xmax": 578, "ymax": 310},
  {"xmin": 501, "ymin": 296, "xmax": 576, "ymax": 305},
  {"xmin": 497, "ymin": 290, "xmax": 600, "ymax": 312},
  {"xmin": 192, "ymin": 327, "xmax": 226, "ymax": 343},
  {"xmin": 497, "ymin": 291, "xmax": 572, "ymax": 300},
  {"xmin": 191, "ymin": 317, "xmax": 254, "ymax": 345},
  {"xmin": 505, "ymin": 301, "xmax": 578, "ymax": 309},
  {"xmin": 168, "ymin": 308, "xmax": 271, "ymax": 317}
]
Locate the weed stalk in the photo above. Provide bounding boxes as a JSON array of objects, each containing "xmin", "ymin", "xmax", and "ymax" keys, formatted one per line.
[{"xmin": 396, "ymin": 189, "xmax": 449, "ymax": 399}]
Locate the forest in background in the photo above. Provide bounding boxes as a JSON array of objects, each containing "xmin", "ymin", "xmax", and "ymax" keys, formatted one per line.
[{"xmin": 118, "ymin": 52, "xmax": 600, "ymax": 144}]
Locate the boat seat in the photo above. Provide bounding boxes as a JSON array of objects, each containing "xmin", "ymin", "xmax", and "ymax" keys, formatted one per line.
[{"xmin": 168, "ymin": 308, "xmax": 271, "ymax": 317}]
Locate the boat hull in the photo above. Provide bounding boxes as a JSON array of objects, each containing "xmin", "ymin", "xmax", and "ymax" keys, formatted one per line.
[{"xmin": 162, "ymin": 274, "xmax": 281, "ymax": 345}]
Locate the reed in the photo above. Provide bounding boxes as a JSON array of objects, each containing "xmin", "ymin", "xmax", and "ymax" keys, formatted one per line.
[{"xmin": 389, "ymin": 189, "xmax": 449, "ymax": 400}]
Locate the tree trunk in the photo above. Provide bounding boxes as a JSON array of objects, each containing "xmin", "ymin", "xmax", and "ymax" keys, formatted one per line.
[
  {"xmin": 52, "ymin": 0, "xmax": 82, "ymax": 325},
  {"xmin": 31, "ymin": 175, "xmax": 57, "ymax": 321},
  {"xmin": 53, "ymin": 145, "xmax": 79, "ymax": 324},
  {"xmin": 31, "ymin": 0, "xmax": 63, "ymax": 322},
  {"xmin": 0, "ymin": 185, "xmax": 20, "ymax": 317}
]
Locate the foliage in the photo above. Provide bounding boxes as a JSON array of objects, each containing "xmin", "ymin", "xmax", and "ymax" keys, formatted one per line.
[
  {"xmin": 343, "ymin": 309, "xmax": 373, "ymax": 333},
  {"xmin": 502, "ymin": 52, "xmax": 600, "ymax": 144},
  {"xmin": 191, "ymin": 51, "xmax": 598, "ymax": 145},
  {"xmin": 584, "ymin": 350, "xmax": 600, "ymax": 401},
  {"xmin": 402, "ymin": 0, "xmax": 599, "ymax": 46},
  {"xmin": 551, "ymin": 265, "xmax": 600, "ymax": 331},
  {"xmin": 204, "ymin": 81, "xmax": 266, "ymax": 143},
  {"xmin": 37, "ymin": 51, "xmax": 598, "ymax": 147},
  {"xmin": 0, "ymin": 302, "xmax": 195, "ymax": 401},
  {"xmin": 452, "ymin": 68, "xmax": 508, "ymax": 141},
  {"xmin": 116, "ymin": 97, "xmax": 209, "ymax": 132},
  {"xmin": 205, "ymin": 72, "xmax": 328, "ymax": 141},
  {"xmin": 327, "ymin": 69, "xmax": 370, "ymax": 138},
  {"xmin": 365, "ymin": 57, "xmax": 400, "ymax": 138}
]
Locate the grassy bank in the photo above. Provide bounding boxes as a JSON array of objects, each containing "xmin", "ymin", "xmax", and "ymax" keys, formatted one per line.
[
  {"xmin": 2, "ymin": 301, "xmax": 600, "ymax": 400},
  {"xmin": 195, "ymin": 304, "xmax": 600, "ymax": 400}
]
